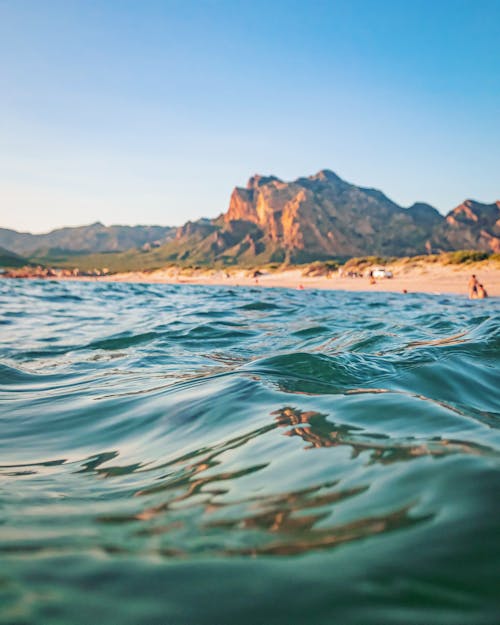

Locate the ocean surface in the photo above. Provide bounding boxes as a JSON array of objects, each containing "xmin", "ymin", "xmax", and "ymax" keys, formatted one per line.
[{"xmin": 1, "ymin": 279, "xmax": 499, "ymax": 625}]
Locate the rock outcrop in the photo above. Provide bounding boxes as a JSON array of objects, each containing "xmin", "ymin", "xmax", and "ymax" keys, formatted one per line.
[
  {"xmin": 438, "ymin": 200, "xmax": 500, "ymax": 253},
  {"xmin": 163, "ymin": 169, "xmax": 498, "ymax": 263}
]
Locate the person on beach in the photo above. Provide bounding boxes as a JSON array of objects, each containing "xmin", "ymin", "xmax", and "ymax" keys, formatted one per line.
[
  {"xmin": 476, "ymin": 284, "xmax": 488, "ymax": 299},
  {"xmin": 468, "ymin": 275, "xmax": 479, "ymax": 299}
]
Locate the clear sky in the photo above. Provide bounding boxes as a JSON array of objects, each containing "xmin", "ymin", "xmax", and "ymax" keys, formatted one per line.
[{"xmin": 1, "ymin": 0, "xmax": 499, "ymax": 232}]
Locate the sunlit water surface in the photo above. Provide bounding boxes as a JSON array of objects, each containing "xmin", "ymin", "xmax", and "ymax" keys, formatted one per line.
[{"xmin": 1, "ymin": 279, "xmax": 499, "ymax": 624}]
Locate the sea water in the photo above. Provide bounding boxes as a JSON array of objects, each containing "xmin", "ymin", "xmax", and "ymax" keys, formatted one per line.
[{"xmin": 0, "ymin": 279, "xmax": 499, "ymax": 625}]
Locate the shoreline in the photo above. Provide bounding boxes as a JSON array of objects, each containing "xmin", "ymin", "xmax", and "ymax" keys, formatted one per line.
[{"xmin": 5, "ymin": 262, "xmax": 499, "ymax": 297}]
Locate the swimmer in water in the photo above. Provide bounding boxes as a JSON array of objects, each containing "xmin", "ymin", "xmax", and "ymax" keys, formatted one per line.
[
  {"xmin": 468, "ymin": 274, "xmax": 479, "ymax": 299},
  {"xmin": 476, "ymin": 284, "xmax": 488, "ymax": 299}
]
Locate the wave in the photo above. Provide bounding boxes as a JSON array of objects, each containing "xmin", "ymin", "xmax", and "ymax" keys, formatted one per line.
[{"xmin": 1, "ymin": 280, "xmax": 499, "ymax": 624}]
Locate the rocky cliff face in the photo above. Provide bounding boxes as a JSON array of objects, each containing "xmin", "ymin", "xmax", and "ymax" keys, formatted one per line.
[
  {"xmin": 222, "ymin": 170, "xmax": 407, "ymax": 259},
  {"xmin": 165, "ymin": 170, "xmax": 499, "ymax": 264},
  {"xmin": 439, "ymin": 200, "xmax": 500, "ymax": 253}
]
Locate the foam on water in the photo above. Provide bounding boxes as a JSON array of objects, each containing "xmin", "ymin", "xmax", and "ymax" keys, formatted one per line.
[{"xmin": 0, "ymin": 279, "xmax": 499, "ymax": 625}]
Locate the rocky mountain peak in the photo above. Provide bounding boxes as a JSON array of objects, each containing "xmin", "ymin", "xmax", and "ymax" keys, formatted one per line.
[
  {"xmin": 246, "ymin": 174, "xmax": 281, "ymax": 190},
  {"xmin": 446, "ymin": 199, "xmax": 499, "ymax": 225},
  {"xmin": 406, "ymin": 202, "xmax": 442, "ymax": 226},
  {"xmin": 308, "ymin": 169, "xmax": 342, "ymax": 183}
]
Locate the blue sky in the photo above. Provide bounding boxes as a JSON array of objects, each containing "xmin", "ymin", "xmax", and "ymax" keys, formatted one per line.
[{"xmin": 1, "ymin": 0, "xmax": 499, "ymax": 232}]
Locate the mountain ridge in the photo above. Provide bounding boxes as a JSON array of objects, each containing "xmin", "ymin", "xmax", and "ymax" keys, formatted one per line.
[
  {"xmin": 0, "ymin": 222, "xmax": 176, "ymax": 258},
  {"xmin": 1, "ymin": 170, "xmax": 499, "ymax": 266},
  {"xmin": 161, "ymin": 169, "xmax": 499, "ymax": 264}
]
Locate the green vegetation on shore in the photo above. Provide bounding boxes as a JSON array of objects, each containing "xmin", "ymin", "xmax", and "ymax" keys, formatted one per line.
[
  {"xmin": 2, "ymin": 249, "xmax": 499, "ymax": 279},
  {"xmin": 12, "ymin": 248, "xmax": 495, "ymax": 274}
]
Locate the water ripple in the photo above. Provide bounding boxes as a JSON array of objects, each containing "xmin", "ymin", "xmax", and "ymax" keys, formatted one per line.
[{"xmin": 0, "ymin": 279, "xmax": 499, "ymax": 624}]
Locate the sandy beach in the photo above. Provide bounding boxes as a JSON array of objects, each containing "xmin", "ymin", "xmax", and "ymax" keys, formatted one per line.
[{"xmin": 87, "ymin": 259, "xmax": 500, "ymax": 297}]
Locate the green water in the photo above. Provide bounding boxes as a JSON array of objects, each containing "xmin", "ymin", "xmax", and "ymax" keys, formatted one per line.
[{"xmin": 1, "ymin": 279, "xmax": 499, "ymax": 624}]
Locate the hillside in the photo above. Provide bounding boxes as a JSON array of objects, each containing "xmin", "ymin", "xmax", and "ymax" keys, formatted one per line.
[
  {"xmin": 436, "ymin": 200, "xmax": 500, "ymax": 253},
  {"xmin": 2, "ymin": 170, "xmax": 499, "ymax": 269},
  {"xmin": 0, "ymin": 246, "xmax": 30, "ymax": 268},
  {"xmin": 0, "ymin": 222, "xmax": 176, "ymax": 259}
]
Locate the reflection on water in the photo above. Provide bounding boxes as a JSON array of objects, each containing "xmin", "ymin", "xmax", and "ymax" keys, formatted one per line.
[
  {"xmin": 216, "ymin": 504, "xmax": 430, "ymax": 557},
  {"xmin": 1, "ymin": 279, "xmax": 499, "ymax": 624},
  {"xmin": 274, "ymin": 406, "xmax": 493, "ymax": 462}
]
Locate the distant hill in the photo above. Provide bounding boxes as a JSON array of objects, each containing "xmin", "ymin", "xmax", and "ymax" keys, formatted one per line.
[
  {"xmin": 436, "ymin": 199, "xmax": 500, "ymax": 254},
  {"xmin": 0, "ymin": 222, "xmax": 176, "ymax": 258},
  {"xmin": 148, "ymin": 170, "xmax": 500, "ymax": 265},
  {"xmin": 2, "ymin": 171, "xmax": 498, "ymax": 269},
  {"xmin": 0, "ymin": 246, "xmax": 30, "ymax": 268}
]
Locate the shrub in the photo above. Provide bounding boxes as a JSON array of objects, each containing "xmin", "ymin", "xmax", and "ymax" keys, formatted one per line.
[
  {"xmin": 444, "ymin": 250, "xmax": 489, "ymax": 264},
  {"xmin": 302, "ymin": 260, "xmax": 339, "ymax": 277}
]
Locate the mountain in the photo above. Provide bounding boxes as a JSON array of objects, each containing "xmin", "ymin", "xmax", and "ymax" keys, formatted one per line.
[
  {"xmin": 2, "ymin": 171, "xmax": 498, "ymax": 268},
  {"xmin": 151, "ymin": 170, "xmax": 500, "ymax": 265},
  {"xmin": 0, "ymin": 246, "xmax": 30, "ymax": 268},
  {"xmin": 0, "ymin": 222, "xmax": 176, "ymax": 258},
  {"xmin": 406, "ymin": 202, "xmax": 443, "ymax": 228},
  {"xmin": 436, "ymin": 199, "xmax": 500, "ymax": 254}
]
